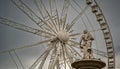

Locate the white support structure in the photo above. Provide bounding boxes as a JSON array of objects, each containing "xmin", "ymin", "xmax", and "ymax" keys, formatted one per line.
[
  {"xmin": 30, "ymin": 44, "xmax": 53, "ymax": 69},
  {"xmin": 11, "ymin": 0, "xmax": 43, "ymax": 27},
  {"xmin": 66, "ymin": 5, "xmax": 89, "ymax": 31},
  {"xmin": 60, "ymin": 0, "xmax": 70, "ymax": 29},
  {"xmin": 0, "ymin": 17, "xmax": 54, "ymax": 38}
]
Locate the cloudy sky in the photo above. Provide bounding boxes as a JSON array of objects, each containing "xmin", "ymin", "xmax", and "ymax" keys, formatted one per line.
[{"xmin": 0, "ymin": 0, "xmax": 120, "ymax": 69}]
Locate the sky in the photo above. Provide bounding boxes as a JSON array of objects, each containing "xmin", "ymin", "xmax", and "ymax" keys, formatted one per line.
[{"xmin": 0, "ymin": 0, "xmax": 120, "ymax": 69}]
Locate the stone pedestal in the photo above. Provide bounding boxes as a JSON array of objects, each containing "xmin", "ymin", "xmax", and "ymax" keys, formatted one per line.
[{"xmin": 71, "ymin": 59, "xmax": 106, "ymax": 69}]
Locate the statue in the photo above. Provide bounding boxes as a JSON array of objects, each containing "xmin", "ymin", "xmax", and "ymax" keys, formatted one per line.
[{"xmin": 80, "ymin": 30, "xmax": 94, "ymax": 59}]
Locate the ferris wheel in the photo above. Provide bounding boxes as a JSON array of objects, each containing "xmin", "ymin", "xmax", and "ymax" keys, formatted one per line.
[{"xmin": 0, "ymin": 0, "xmax": 115, "ymax": 69}]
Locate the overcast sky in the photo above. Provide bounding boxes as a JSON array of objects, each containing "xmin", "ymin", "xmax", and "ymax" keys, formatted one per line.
[{"xmin": 0, "ymin": 0, "xmax": 120, "ymax": 69}]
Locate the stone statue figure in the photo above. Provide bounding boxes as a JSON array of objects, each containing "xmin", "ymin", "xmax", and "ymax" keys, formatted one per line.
[{"xmin": 80, "ymin": 30, "xmax": 94, "ymax": 59}]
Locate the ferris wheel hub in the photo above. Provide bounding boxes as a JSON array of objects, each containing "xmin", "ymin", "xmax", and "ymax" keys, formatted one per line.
[{"xmin": 57, "ymin": 30, "xmax": 69, "ymax": 42}]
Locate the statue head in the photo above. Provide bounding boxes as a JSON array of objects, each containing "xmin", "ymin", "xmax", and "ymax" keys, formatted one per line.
[{"xmin": 83, "ymin": 30, "xmax": 88, "ymax": 34}]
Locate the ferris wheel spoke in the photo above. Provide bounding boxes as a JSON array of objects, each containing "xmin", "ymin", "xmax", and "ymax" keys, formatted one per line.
[
  {"xmin": 62, "ymin": 44, "xmax": 67, "ymax": 69},
  {"xmin": 70, "ymin": 0, "xmax": 81, "ymax": 9},
  {"xmin": 35, "ymin": 0, "xmax": 58, "ymax": 32},
  {"xmin": 67, "ymin": 62, "xmax": 73, "ymax": 69},
  {"xmin": 69, "ymin": 28, "xmax": 101, "ymax": 37},
  {"xmin": 34, "ymin": 0, "xmax": 46, "ymax": 19},
  {"xmin": 69, "ymin": 33, "xmax": 81, "ymax": 37},
  {"xmin": 49, "ymin": 0, "xmax": 60, "ymax": 30},
  {"xmin": 34, "ymin": 0, "xmax": 58, "ymax": 34},
  {"xmin": 67, "ymin": 47, "xmax": 81, "ymax": 61},
  {"xmin": 11, "ymin": 0, "xmax": 45, "ymax": 28},
  {"xmin": 70, "ymin": 0, "xmax": 87, "ymax": 14},
  {"xmin": 39, "ymin": 42, "xmax": 58, "ymax": 69},
  {"xmin": 37, "ymin": 0, "xmax": 58, "ymax": 33},
  {"xmin": 34, "ymin": 0, "xmax": 55, "ymax": 27},
  {"xmin": 0, "ymin": 17, "xmax": 55, "ymax": 38},
  {"xmin": 71, "ymin": 28, "xmax": 101, "ymax": 37},
  {"xmin": 69, "ymin": 40, "xmax": 79, "ymax": 46},
  {"xmin": 70, "ymin": 46, "xmax": 82, "ymax": 58},
  {"xmin": 48, "ymin": 48, "xmax": 56, "ymax": 69},
  {"xmin": 93, "ymin": 48, "xmax": 108, "ymax": 57},
  {"xmin": 30, "ymin": 44, "xmax": 53, "ymax": 69},
  {"xmin": 69, "ymin": 1, "xmax": 88, "ymax": 29},
  {"xmin": 13, "ymin": 50, "xmax": 25, "ymax": 69},
  {"xmin": 35, "ymin": 0, "xmax": 59, "ymax": 33},
  {"xmin": 44, "ymin": 26, "xmax": 53, "ymax": 32},
  {"xmin": 60, "ymin": 0, "xmax": 70, "ymax": 29},
  {"xmin": 71, "ymin": 0, "xmax": 95, "ymax": 31},
  {"xmin": 42, "ymin": 20, "xmax": 58, "ymax": 35},
  {"xmin": 0, "ymin": 39, "xmax": 51, "ymax": 54},
  {"xmin": 64, "ymin": 45, "xmax": 74, "ymax": 64},
  {"xmin": 49, "ymin": 0, "xmax": 59, "ymax": 20},
  {"xmin": 67, "ymin": 42, "xmax": 82, "ymax": 58},
  {"xmin": 71, "ymin": 43, "xmax": 108, "ymax": 58},
  {"xmin": 34, "ymin": 0, "xmax": 51, "ymax": 26},
  {"xmin": 30, "ymin": 0, "xmax": 57, "ymax": 33},
  {"xmin": 56, "ymin": 56, "xmax": 61, "ymax": 69},
  {"xmin": 49, "ymin": 43, "xmax": 60, "ymax": 69},
  {"xmin": 59, "ymin": 43, "xmax": 71, "ymax": 69},
  {"xmin": 8, "ymin": 51, "xmax": 19, "ymax": 69},
  {"xmin": 12, "ymin": 0, "xmax": 57, "ymax": 34},
  {"xmin": 49, "ymin": 51, "xmax": 59, "ymax": 69},
  {"xmin": 38, "ymin": 50, "xmax": 52, "ymax": 69},
  {"xmin": 66, "ymin": 5, "xmax": 89, "ymax": 31}
]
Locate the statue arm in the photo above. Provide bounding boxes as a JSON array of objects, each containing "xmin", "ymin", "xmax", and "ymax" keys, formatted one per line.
[
  {"xmin": 87, "ymin": 33, "xmax": 94, "ymax": 40},
  {"xmin": 79, "ymin": 36, "xmax": 83, "ymax": 48},
  {"xmin": 79, "ymin": 37, "xmax": 82, "ymax": 45}
]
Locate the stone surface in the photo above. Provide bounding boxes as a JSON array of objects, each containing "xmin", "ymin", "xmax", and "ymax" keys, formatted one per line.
[{"xmin": 71, "ymin": 59, "xmax": 106, "ymax": 69}]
